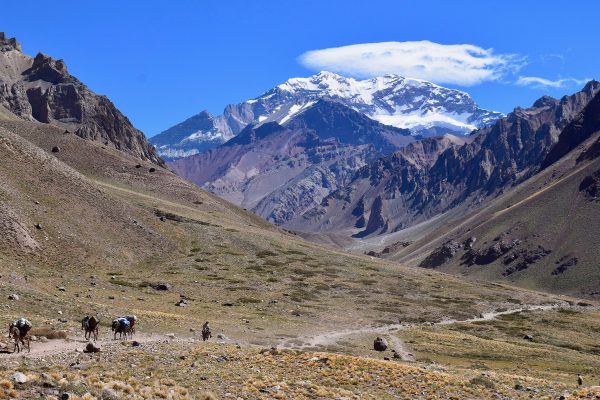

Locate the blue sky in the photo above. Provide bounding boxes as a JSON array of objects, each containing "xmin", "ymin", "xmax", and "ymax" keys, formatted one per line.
[{"xmin": 4, "ymin": 1, "xmax": 599, "ymax": 136}]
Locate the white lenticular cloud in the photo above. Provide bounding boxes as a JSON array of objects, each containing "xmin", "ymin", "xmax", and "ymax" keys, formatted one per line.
[
  {"xmin": 299, "ymin": 41, "xmax": 525, "ymax": 86},
  {"xmin": 515, "ymin": 76, "xmax": 588, "ymax": 89}
]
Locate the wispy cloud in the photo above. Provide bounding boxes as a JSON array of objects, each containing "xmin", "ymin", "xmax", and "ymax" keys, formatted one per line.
[
  {"xmin": 298, "ymin": 41, "xmax": 525, "ymax": 86},
  {"xmin": 515, "ymin": 76, "xmax": 588, "ymax": 89}
]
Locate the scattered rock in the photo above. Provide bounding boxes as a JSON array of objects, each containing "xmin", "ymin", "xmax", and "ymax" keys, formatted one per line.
[
  {"xmin": 57, "ymin": 286, "xmax": 66, "ymax": 291},
  {"xmin": 503, "ymin": 246, "xmax": 551, "ymax": 276},
  {"xmin": 51, "ymin": 146, "xmax": 60, "ymax": 153},
  {"xmin": 149, "ymin": 167, "xmax": 156, "ymax": 173},
  {"xmin": 101, "ymin": 388, "xmax": 119, "ymax": 400},
  {"xmin": 466, "ymin": 239, "xmax": 521, "ymax": 266},
  {"xmin": 222, "ymin": 302, "xmax": 234, "ymax": 307},
  {"xmin": 135, "ymin": 164, "xmax": 141, "ymax": 168},
  {"xmin": 552, "ymin": 256, "xmax": 578, "ymax": 276},
  {"xmin": 523, "ymin": 334, "xmax": 534, "ymax": 341},
  {"xmin": 148, "ymin": 282, "xmax": 172, "ymax": 291},
  {"xmin": 419, "ymin": 240, "xmax": 460, "ymax": 268},
  {"xmin": 463, "ymin": 236, "xmax": 477, "ymax": 250},
  {"xmin": 216, "ymin": 333, "xmax": 228, "ymax": 340},
  {"xmin": 84, "ymin": 342, "xmax": 101, "ymax": 353},
  {"xmin": 373, "ymin": 337, "xmax": 388, "ymax": 352},
  {"xmin": 176, "ymin": 299, "xmax": 188, "ymax": 307},
  {"xmin": 34, "ymin": 223, "xmax": 43, "ymax": 230},
  {"xmin": 131, "ymin": 341, "xmax": 141, "ymax": 347},
  {"xmin": 8, "ymin": 294, "xmax": 19, "ymax": 301},
  {"xmin": 579, "ymin": 171, "xmax": 600, "ymax": 201},
  {"xmin": 11, "ymin": 372, "xmax": 28, "ymax": 384},
  {"xmin": 166, "ymin": 333, "xmax": 176, "ymax": 339}
]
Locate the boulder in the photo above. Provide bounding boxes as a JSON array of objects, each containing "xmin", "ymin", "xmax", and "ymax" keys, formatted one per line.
[
  {"xmin": 8, "ymin": 294, "xmax": 19, "ymax": 301},
  {"xmin": 463, "ymin": 237, "xmax": 477, "ymax": 250},
  {"xmin": 11, "ymin": 372, "xmax": 27, "ymax": 384},
  {"xmin": 84, "ymin": 342, "xmax": 101, "ymax": 353},
  {"xmin": 373, "ymin": 337, "xmax": 388, "ymax": 352},
  {"xmin": 149, "ymin": 282, "xmax": 172, "ymax": 291},
  {"xmin": 176, "ymin": 299, "xmax": 188, "ymax": 307},
  {"xmin": 419, "ymin": 240, "xmax": 460, "ymax": 268}
]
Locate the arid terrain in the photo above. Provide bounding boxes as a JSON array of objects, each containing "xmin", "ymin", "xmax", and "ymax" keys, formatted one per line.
[
  {"xmin": 1, "ymin": 32, "xmax": 600, "ymax": 399},
  {"xmin": 1, "ymin": 119, "xmax": 599, "ymax": 399}
]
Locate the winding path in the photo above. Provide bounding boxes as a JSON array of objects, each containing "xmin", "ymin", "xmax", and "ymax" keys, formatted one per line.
[
  {"xmin": 0, "ymin": 303, "xmax": 572, "ymax": 361},
  {"xmin": 276, "ymin": 303, "xmax": 567, "ymax": 360}
]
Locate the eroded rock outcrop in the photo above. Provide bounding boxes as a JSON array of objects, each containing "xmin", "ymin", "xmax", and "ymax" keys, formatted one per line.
[
  {"xmin": 419, "ymin": 240, "xmax": 461, "ymax": 268},
  {"xmin": 0, "ymin": 33, "xmax": 163, "ymax": 166}
]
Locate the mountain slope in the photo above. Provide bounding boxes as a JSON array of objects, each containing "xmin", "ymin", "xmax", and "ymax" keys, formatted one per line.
[
  {"xmin": 0, "ymin": 116, "xmax": 564, "ymax": 347},
  {"xmin": 169, "ymin": 100, "xmax": 416, "ymax": 224},
  {"xmin": 0, "ymin": 33, "xmax": 162, "ymax": 165},
  {"xmin": 331, "ymin": 87, "xmax": 600, "ymax": 298},
  {"xmin": 294, "ymin": 82, "xmax": 600, "ymax": 238},
  {"xmin": 151, "ymin": 71, "xmax": 502, "ymax": 159}
]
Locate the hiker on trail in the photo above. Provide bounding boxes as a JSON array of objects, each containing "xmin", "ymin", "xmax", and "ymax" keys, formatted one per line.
[{"xmin": 202, "ymin": 321, "xmax": 212, "ymax": 341}]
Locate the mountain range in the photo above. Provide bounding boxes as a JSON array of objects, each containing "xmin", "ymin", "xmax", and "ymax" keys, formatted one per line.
[
  {"xmin": 169, "ymin": 99, "xmax": 416, "ymax": 223},
  {"xmin": 151, "ymin": 71, "xmax": 503, "ymax": 160},
  {"xmin": 2, "ymin": 30, "xmax": 599, "ymax": 299},
  {"xmin": 168, "ymin": 74, "xmax": 600, "ymax": 297}
]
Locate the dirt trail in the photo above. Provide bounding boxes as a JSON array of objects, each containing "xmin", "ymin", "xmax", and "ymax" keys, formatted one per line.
[
  {"xmin": 0, "ymin": 303, "xmax": 570, "ymax": 361},
  {"xmin": 276, "ymin": 303, "xmax": 567, "ymax": 360},
  {"xmin": 1, "ymin": 333, "xmax": 177, "ymax": 359}
]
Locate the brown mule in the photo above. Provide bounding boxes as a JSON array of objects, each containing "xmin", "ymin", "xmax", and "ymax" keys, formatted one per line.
[
  {"xmin": 81, "ymin": 316, "xmax": 100, "ymax": 341},
  {"xmin": 9, "ymin": 326, "xmax": 30, "ymax": 353}
]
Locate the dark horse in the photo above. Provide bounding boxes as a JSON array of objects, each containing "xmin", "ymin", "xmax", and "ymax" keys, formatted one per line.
[{"xmin": 81, "ymin": 316, "xmax": 100, "ymax": 341}]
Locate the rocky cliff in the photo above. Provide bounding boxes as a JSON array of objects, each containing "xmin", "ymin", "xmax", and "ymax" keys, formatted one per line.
[
  {"xmin": 0, "ymin": 33, "xmax": 163, "ymax": 165},
  {"xmin": 293, "ymin": 82, "xmax": 600, "ymax": 236}
]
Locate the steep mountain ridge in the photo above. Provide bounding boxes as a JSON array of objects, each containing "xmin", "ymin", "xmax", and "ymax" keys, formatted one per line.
[
  {"xmin": 292, "ymin": 82, "xmax": 600, "ymax": 237},
  {"xmin": 0, "ymin": 33, "xmax": 163, "ymax": 165},
  {"xmin": 151, "ymin": 71, "xmax": 502, "ymax": 159},
  {"xmin": 392, "ymin": 94, "xmax": 600, "ymax": 297},
  {"xmin": 169, "ymin": 100, "xmax": 421, "ymax": 224}
]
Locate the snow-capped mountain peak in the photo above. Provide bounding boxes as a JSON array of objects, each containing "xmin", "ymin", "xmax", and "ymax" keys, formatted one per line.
[{"xmin": 151, "ymin": 71, "xmax": 503, "ymax": 160}]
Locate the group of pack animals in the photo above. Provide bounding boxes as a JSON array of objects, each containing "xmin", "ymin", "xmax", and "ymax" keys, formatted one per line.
[{"xmin": 6, "ymin": 317, "xmax": 213, "ymax": 354}]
